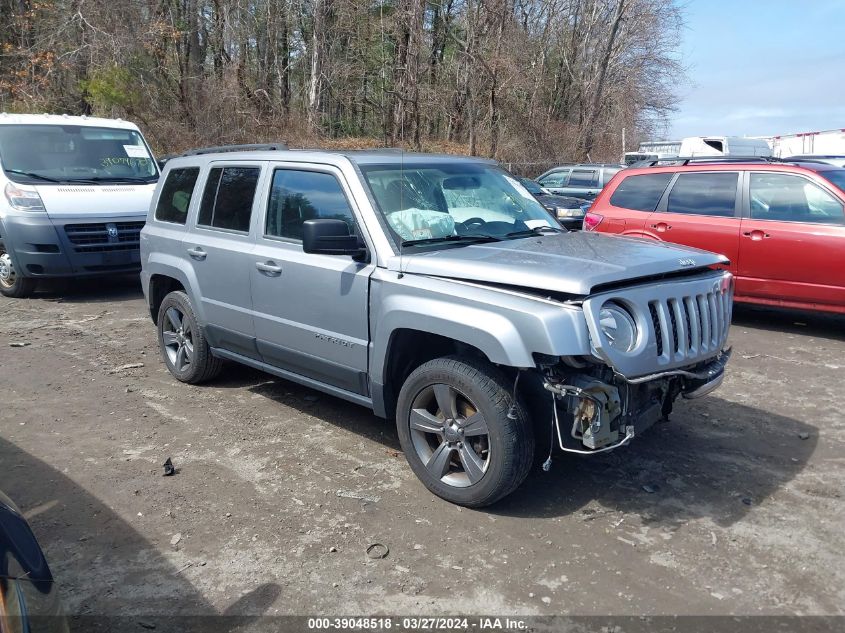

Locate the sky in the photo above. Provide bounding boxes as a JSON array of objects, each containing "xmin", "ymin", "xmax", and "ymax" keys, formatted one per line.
[{"xmin": 668, "ymin": 0, "xmax": 845, "ymax": 139}]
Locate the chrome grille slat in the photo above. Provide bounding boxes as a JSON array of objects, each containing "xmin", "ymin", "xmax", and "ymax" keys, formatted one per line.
[
  {"xmin": 658, "ymin": 301, "xmax": 673, "ymax": 361},
  {"xmin": 685, "ymin": 296, "xmax": 701, "ymax": 354},
  {"xmin": 670, "ymin": 298, "xmax": 688, "ymax": 357},
  {"xmin": 707, "ymin": 292, "xmax": 719, "ymax": 348},
  {"xmin": 697, "ymin": 294, "xmax": 711, "ymax": 352}
]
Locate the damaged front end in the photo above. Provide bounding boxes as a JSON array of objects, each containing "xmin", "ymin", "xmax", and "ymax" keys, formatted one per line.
[
  {"xmin": 531, "ymin": 270, "xmax": 734, "ymax": 456},
  {"xmin": 538, "ymin": 348, "xmax": 731, "ymax": 455}
]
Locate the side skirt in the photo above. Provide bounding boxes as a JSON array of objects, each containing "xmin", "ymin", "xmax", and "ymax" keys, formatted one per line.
[{"xmin": 210, "ymin": 347, "xmax": 375, "ymax": 411}]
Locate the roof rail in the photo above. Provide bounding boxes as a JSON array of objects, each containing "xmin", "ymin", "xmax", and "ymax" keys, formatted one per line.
[
  {"xmin": 179, "ymin": 142, "xmax": 288, "ymax": 157},
  {"xmin": 640, "ymin": 156, "xmax": 781, "ymax": 167}
]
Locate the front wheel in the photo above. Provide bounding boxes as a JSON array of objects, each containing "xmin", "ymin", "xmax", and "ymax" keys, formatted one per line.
[
  {"xmin": 157, "ymin": 290, "xmax": 223, "ymax": 384},
  {"xmin": 396, "ymin": 356, "xmax": 534, "ymax": 507},
  {"xmin": 0, "ymin": 241, "xmax": 36, "ymax": 298}
]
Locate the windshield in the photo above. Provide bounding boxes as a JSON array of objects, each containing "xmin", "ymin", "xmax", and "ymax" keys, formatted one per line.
[
  {"xmin": 519, "ymin": 177, "xmax": 544, "ymax": 195},
  {"xmin": 360, "ymin": 162, "xmax": 557, "ymax": 245},
  {"xmin": 821, "ymin": 169, "xmax": 845, "ymax": 192},
  {"xmin": 0, "ymin": 124, "xmax": 158, "ymax": 184}
]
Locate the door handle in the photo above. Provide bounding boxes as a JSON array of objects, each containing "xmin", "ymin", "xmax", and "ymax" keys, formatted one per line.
[
  {"xmin": 742, "ymin": 230, "xmax": 770, "ymax": 240},
  {"xmin": 649, "ymin": 222, "xmax": 671, "ymax": 232},
  {"xmin": 255, "ymin": 261, "xmax": 283, "ymax": 275},
  {"xmin": 186, "ymin": 247, "xmax": 207, "ymax": 260}
]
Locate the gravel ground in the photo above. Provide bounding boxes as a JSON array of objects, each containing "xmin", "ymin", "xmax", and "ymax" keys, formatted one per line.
[{"xmin": 1, "ymin": 277, "xmax": 843, "ymax": 619}]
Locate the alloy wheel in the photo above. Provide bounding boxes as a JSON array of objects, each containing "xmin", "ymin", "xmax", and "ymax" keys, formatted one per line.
[
  {"xmin": 409, "ymin": 383, "xmax": 491, "ymax": 487},
  {"xmin": 161, "ymin": 306, "xmax": 194, "ymax": 372}
]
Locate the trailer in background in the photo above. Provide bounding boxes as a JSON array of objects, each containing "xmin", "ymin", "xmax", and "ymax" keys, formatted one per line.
[{"xmin": 771, "ymin": 129, "xmax": 845, "ymax": 158}]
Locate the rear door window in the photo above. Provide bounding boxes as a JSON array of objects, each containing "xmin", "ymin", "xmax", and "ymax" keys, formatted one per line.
[
  {"xmin": 197, "ymin": 166, "xmax": 261, "ymax": 232},
  {"xmin": 568, "ymin": 169, "xmax": 598, "ymax": 187},
  {"xmin": 666, "ymin": 172, "xmax": 738, "ymax": 217},
  {"xmin": 609, "ymin": 173, "xmax": 673, "ymax": 212},
  {"xmin": 155, "ymin": 168, "xmax": 199, "ymax": 224},
  {"xmin": 749, "ymin": 173, "xmax": 844, "ymax": 224}
]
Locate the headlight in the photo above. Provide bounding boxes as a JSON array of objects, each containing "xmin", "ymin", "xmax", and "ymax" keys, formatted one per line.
[
  {"xmin": 4, "ymin": 182, "xmax": 45, "ymax": 212},
  {"xmin": 556, "ymin": 207, "xmax": 584, "ymax": 218},
  {"xmin": 598, "ymin": 303, "xmax": 638, "ymax": 352}
]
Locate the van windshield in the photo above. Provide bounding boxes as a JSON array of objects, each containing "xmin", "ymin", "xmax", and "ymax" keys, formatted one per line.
[
  {"xmin": 0, "ymin": 124, "xmax": 158, "ymax": 184},
  {"xmin": 360, "ymin": 162, "xmax": 557, "ymax": 246}
]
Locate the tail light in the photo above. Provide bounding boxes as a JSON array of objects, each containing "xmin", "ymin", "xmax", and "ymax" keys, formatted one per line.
[{"xmin": 583, "ymin": 212, "xmax": 604, "ymax": 231}]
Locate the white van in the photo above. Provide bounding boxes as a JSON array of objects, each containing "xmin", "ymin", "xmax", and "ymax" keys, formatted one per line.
[{"xmin": 0, "ymin": 113, "xmax": 158, "ymax": 297}]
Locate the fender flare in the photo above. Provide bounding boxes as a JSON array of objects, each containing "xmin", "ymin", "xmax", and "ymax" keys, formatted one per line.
[
  {"xmin": 145, "ymin": 252, "xmax": 206, "ymax": 324},
  {"xmin": 370, "ymin": 294, "xmax": 537, "ymax": 386}
]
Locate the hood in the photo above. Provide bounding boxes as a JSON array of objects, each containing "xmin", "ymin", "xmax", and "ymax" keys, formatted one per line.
[
  {"xmin": 34, "ymin": 182, "xmax": 156, "ymax": 219},
  {"xmin": 538, "ymin": 193, "xmax": 585, "ymax": 209},
  {"xmin": 390, "ymin": 232, "xmax": 727, "ymax": 296}
]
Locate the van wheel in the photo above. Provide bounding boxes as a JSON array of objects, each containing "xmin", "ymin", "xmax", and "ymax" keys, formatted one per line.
[
  {"xmin": 396, "ymin": 356, "xmax": 534, "ymax": 507},
  {"xmin": 0, "ymin": 241, "xmax": 36, "ymax": 298},
  {"xmin": 157, "ymin": 290, "xmax": 223, "ymax": 384}
]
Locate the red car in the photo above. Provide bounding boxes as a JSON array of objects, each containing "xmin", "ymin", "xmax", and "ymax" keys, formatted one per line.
[{"xmin": 585, "ymin": 158, "xmax": 845, "ymax": 314}]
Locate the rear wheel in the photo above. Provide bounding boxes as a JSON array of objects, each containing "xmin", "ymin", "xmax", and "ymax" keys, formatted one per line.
[
  {"xmin": 0, "ymin": 241, "xmax": 36, "ymax": 298},
  {"xmin": 396, "ymin": 356, "xmax": 534, "ymax": 507},
  {"xmin": 157, "ymin": 290, "xmax": 223, "ymax": 384}
]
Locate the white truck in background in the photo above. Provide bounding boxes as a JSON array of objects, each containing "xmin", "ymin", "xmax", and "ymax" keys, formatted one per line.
[{"xmin": 624, "ymin": 136, "xmax": 772, "ymax": 165}]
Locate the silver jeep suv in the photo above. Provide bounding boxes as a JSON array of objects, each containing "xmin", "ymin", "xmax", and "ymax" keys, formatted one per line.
[{"xmin": 140, "ymin": 146, "xmax": 733, "ymax": 507}]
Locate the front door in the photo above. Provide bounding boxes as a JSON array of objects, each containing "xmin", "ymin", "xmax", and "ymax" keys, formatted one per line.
[
  {"xmin": 251, "ymin": 164, "xmax": 374, "ymax": 395},
  {"xmin": 738, "ymin": 171, "xmax": 845, "ymax": 309},
  {"xmin": 646, "ymin": 170, "xmax": 741, "ymax": 275},
  {"xmin": 184, "ymin": 162, "xmax": 263, "ymax": 359}
]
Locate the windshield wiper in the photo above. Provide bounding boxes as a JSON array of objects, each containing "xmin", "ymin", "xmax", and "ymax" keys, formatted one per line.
[
  {"xmin": 4, "ymin": 169, "xmax": 63, "ymax": 183},
  {"xmin": 401, "ymin": 234, "xmax": 503, "ymax": 247},
  {"xmin": 505, "ymin": 225, "xmax": 565, "ymax": 239},
  {"xmin": 65, "ymin": 176, "xmax": 158, "ymax": 184}
]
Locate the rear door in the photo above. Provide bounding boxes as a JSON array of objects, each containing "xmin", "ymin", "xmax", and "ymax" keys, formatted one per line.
[
  {"xmin": 250, "ymin": 163, "xmax": 374, "ymax": 395},
  {"xmin": 738, "ymin": 171, "xmax": 845, "ymax": 309},
  {"xmin": 184, "ymin": 162, "xmax": 264, "ymax": 359},
  {"xmin": 646, "ymin": 171, "xmax": 741, "ymax": 274},
  {"xmin": 598, "ymin": 171, "xmax": 674, "ymax": 234}
]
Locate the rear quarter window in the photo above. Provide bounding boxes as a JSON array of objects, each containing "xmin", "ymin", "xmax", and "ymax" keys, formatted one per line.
[
  {"xmin": 608, "ymin": 173, "xmax": 673, "ymax": 212},
  {"xmin": 155, "ymin": 168, "xmax": 200, "ymax": 224},
  {"xmin": 197, "ymin": 166, "xmax": 261, "ymax": 232}
]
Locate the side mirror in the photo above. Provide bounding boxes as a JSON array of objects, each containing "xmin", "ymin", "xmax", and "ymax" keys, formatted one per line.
[{"xmin": 302, "ymin": 219, "xmax": 364, "ymax": 257}]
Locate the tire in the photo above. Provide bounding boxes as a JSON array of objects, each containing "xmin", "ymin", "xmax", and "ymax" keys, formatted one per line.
[
  {"xmin": 396, "ymin": 355, "xmax": 534, "ymax": 507},
  {"xmin": 0, "ymin": 240, "xmax": 36, "ymax": 298},
  {"xmin": 157, "ymin": 290, "xmax": 223, "ymax": 384}
]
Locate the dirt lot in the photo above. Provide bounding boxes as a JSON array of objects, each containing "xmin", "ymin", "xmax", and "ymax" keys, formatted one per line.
[{"xmin": 1, "ymin": 277, "xmax": 844, "ymax": 619}]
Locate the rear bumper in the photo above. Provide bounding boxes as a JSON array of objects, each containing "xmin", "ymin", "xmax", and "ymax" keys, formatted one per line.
[{"xmin": 1, "ymin": 214, "xmax": 144, "ymax": 278}]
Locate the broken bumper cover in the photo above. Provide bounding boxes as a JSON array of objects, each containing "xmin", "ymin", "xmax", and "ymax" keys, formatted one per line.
[{"xmin": 621, "ymin": 347, "xmax": 731, "ymax": 399}]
